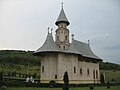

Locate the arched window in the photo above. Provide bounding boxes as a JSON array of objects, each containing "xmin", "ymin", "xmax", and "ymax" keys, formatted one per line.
[
  {"xmin": 96, "ymin": 70, "xmax": 98, "ymax": 79},
  {"xmin": 80, "ymin": 68, "xmax": 82, "ymax": 75},
  {"xmin": 93, "ymin": 69, "xmax": 95, "ymax": 79},
  {"xmin": 65, "ymin": 35, "xmax": 67, "ymax": 41}
]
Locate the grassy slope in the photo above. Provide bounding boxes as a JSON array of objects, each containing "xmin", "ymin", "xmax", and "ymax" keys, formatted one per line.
[
  {"xmin": 0, "ymin": 64, "xmax": 40, "ymax": 79},
  {"xmin": 100, "ymin": 70, "xmax": 120, "ymax": 82},
  {"xmin": 6, "ymin": 86, "xmax": 120, "ymax": 90}
]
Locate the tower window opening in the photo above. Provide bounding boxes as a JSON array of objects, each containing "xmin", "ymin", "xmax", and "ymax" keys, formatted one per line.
[
  {"xmin": 57, "ymin": 35, "xmax": 59, "ymax": 41},
  {"xmin": 63, "ymin": 46, "xmax": 65, "ymax": 50},
  {"xmin": 65, "ymin": 35, "xmax": 67, "ymax": 41},
  {"xmin": 59, "ymin": 46, "xmax": 61, "ymax": 48}
]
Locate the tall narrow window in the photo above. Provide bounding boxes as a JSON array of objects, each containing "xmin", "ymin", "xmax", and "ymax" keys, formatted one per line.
[
  {"xmin": 55, "ymin": 75, "xmax": 57, "ymax": 79},
  {"xmin": 42, "ymin": 66, "xmax": 44, "ymax": 73},
  {"xmin": 63, "ymin": 46, "xmax": 65, "ymax": 50},
  {"xmin": 93, "ymin": 70, "xmax": 95, "ymax": 79},
  {"xmin": 80, "ymin": 68, "xmax": 82, "ymax": 74},
  {"xmin": 65, "ymin": 35, "xmax": 67, "ymax": 41},
  {"xmin": 74, "ymin": 67, "xmax": 76, "ymax": 73},
  {"xmin": 96, "ymin": 70, "xmax": 98, "ymax": 79},
  {"xmin": 87, "ymin": 69, "xmax": 89, "ymax": 75},
  {"xmin": 57, "ymin": 35, "xmax": 59, "ymax": 41}
]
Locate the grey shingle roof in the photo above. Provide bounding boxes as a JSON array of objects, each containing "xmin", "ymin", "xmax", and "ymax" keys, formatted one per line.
[
  {"xmin": 66, "ymin": 40, "xmax": 82, "ymax": 55},
  {"xmin": 34, "ymin": 33, "xmax": 61, "ymax": 54},
  {"xmin": 55, "ymin": 7, "xmax": 70, "ymax": 26},
  {"xmin": 71, "ymin": 40, "xmax": 101, "ymax": 60},
  {"xmin": 34, "ymin": 33, "xmax": 101, "ymax": 60}
]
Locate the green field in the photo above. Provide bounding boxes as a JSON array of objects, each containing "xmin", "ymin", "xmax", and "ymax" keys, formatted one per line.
[
  {"xmin": 4, "ymin": 86, "xmax": 120, "ymax": 90},
  {"xmin": 100, "ymin": 70, "xmax": 120, "ymax": 82}
]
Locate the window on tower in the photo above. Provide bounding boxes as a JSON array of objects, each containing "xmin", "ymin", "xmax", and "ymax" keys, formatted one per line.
[
  {"xmin": 63, "ymin": 46, "xmax": 65, "ymax": 50},
  {"xmin": 59, "ymin": 46, "xmax": 61, "ymax": 48},
  {"xmin": 57, "ymin": 35, "xmax": 59, "ymax": 41},
  {"xmin": 65, "ymin": 35, "xmax": 67, "ymax": 41}
]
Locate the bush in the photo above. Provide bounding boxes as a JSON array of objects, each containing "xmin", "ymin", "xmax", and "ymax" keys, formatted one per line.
[
  {"xmin": 49, "ymin": 80, "xmax": 56, "ymax": 88},
  {"xmin": 100, "ymin": 73, "xmax": 105, "ymax": 84},
  {"xmin": 89, "ymin": 85, "xmax": 94, "ymax": 90}
]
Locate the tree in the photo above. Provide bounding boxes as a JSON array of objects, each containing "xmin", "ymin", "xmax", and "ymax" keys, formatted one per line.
[
  {"xmin": 100, "ymin": 73, "xmax": 105, "ymax": 84},
  {"xmin": 63, "ymin": 71, "xmax": 69, "ymax": 85},
  {"xmin": 63, "ymin": 71, "xmax": 69, "ymax": 90}
]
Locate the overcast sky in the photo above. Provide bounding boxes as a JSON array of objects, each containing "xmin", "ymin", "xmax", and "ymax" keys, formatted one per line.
[{"xmin": 0, "ymin": 0, "xmax": 120, "ymax": 64}]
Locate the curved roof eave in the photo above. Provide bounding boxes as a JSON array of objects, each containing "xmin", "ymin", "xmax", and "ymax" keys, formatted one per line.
[
  {"xmin": 69, "ymin": 39, "xmax": 102, "ymax": 60},
  {"xmin": 34, "ymin": 33, "xmax": 62, "ymax": 54}
]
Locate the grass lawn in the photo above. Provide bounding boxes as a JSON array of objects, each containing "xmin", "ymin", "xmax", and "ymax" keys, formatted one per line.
[{"xmin": 5, "ymin": 86, "xmax": 120, "ymax": 90}]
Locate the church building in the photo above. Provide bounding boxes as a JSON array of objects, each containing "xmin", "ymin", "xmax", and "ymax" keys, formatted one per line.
[{"xmin": 34, "ymin": 5, "xmax": 102, "ymax": 84}]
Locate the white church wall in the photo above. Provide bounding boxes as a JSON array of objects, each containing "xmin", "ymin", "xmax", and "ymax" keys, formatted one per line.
[{"xmin": 40, "ymin": 53, "xmax": 58, "ymax": 83}]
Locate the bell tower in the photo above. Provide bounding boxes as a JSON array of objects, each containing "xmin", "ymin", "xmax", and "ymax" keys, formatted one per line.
[{"xmin": 55, "ymin": 3, "xmax": 70, "ymax": 50}]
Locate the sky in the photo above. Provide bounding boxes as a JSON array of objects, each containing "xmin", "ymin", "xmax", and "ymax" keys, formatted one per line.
[{"xmin": 0, "ymin": 0, "xmax": 120, "ymax": 64}]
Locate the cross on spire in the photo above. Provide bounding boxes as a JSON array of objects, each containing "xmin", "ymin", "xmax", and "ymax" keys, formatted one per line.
[{"xmin": 61, "ymin": 2, "xmax": 63, "ymax": 8}]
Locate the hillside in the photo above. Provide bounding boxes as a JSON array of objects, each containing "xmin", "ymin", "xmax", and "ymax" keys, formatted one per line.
[
  {"xmin": 0, "ymin": 50, "xmax": 120, "ymax": 82},
  {"xmin": 0, "ymin": 50, "xmax": 40, "ymax": 65},
  {"xmin": 0, "ymin": 50, "xmax": 120, "ymax": 69}
]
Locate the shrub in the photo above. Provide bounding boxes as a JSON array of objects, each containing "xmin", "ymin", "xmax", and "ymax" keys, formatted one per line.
[
  {"xmin": 63, "ymin": 71, "xmax": 69, "ymax": 90},
  {"xmin": 49, "ymin": 80, "xmax": 56, "ymax": 88},
  {"xmin": 100, "ymin": 73, "xmax": 104, "ymax": 84},
  {"xmin": 89, "ymin": 85, "xmax": 94, "ymax": 90}
]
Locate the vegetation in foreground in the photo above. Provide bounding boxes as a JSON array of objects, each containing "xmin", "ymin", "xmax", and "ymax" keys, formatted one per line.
[{"xmin": 4, "ymin": 86, "xmax": 120, "ymax": 90}]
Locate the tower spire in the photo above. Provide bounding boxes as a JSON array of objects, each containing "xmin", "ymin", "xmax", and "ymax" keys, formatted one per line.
[{"xmin": 55, "ymin": 3, "xmax": 70, "ymax": 26}]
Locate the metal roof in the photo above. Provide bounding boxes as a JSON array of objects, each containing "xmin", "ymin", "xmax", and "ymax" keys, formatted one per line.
[{"xmin": 55, "ymin": 7, "xmax": 70, "ymax": 26}]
